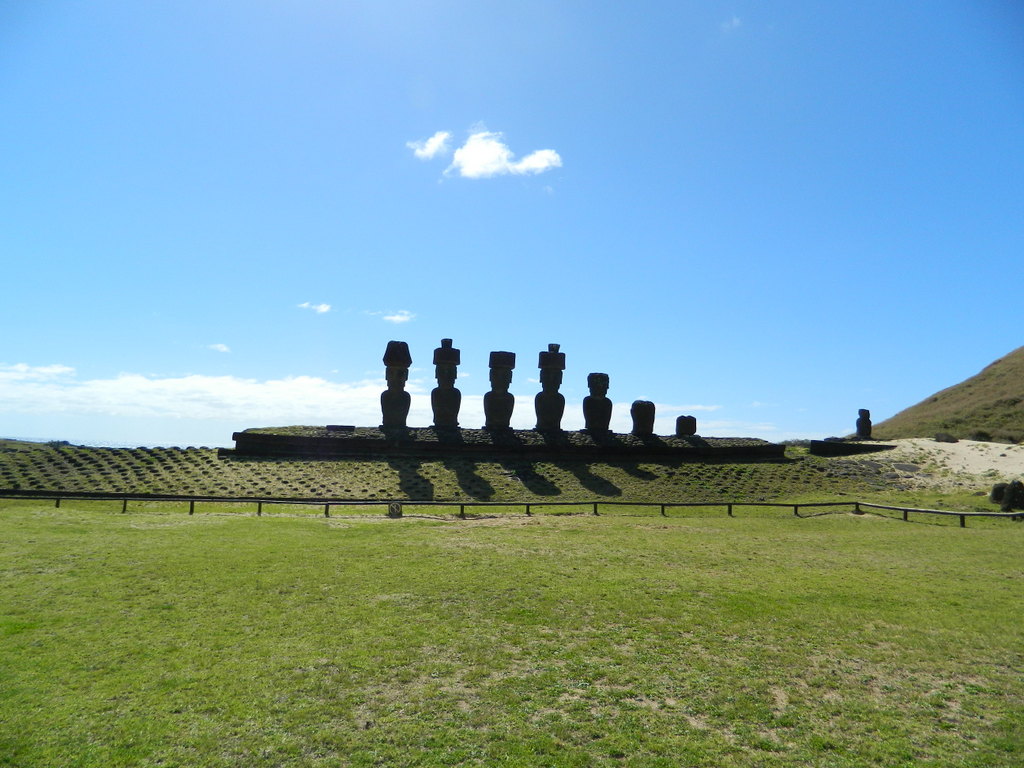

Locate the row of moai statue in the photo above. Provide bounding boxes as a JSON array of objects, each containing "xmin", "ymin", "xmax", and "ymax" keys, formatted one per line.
[{"xmin": 380, "ymin": 339, "xmax": 700, "ymax": 437}]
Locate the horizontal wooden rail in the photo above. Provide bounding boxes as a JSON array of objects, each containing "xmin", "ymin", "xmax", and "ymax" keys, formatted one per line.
[{"xmin": 1, "ymin": 490, "xmax": 1020, "ymax": 526}]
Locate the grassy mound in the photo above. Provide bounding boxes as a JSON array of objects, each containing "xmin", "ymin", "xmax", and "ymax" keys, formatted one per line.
[
  {"xmin": 1, "ymin": 440, "xmax": 895, "ymax": 503},
  {"xmin": 874, "ymin": 345, "xmax": 1024, "ymax": 442}
]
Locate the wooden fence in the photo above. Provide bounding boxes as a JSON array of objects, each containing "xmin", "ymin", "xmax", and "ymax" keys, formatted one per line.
[{"xmin": 0, "ymin": 490, "xmax": 1020, "ymax": 527}]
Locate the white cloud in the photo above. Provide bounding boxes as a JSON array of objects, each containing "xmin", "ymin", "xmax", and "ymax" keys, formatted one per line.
[
  {"xmin": 447, "ymin": 131, "xmax": 562, "ymax": 179},
  {"xmin": 406, "ymin": 131, "xmax": 452, "ymax": 160},
  {"xmin": 0, "ymin": 363, "xmax": 75, "ymax": 382},
  {"xmin": 721, "ymin": 15, "xmax": 741, "ymax": 33},
  {"xmin": 208, "ymin": 344, "xmax": 230, "ymax": 353},
  {"xmin": 382, "ymin": 310, "xmax": 415, "ymax": 324},
  {"xmin": 298, "ymin": 302, "xmax": 331, "ymax": 314}
]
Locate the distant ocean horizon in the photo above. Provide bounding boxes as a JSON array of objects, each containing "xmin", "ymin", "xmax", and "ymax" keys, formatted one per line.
[{"xmin": 1, "ymin": 435, "xmax": 234, "ymax": 449}]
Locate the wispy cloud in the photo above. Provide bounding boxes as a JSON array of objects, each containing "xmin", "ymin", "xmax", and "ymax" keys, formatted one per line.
[
  {"xmin": 382, "ymin": 310, "xmax": 415, "ymax": 324},
  {"xmin": 0, "ymin": 363, "xmax": 75, "ymax": 382},
  {"xmin": 208, "ymin": 343, "xmax": 230, "ymax": 353},
  {"xmin": 406, "ymin": 131, "xmax": 452, "ymax": 160},
  {"xmin": 721, "ymin": 15, "xmax": 741, "ymax": 33},
  {"xmin": 298, "ymin": 302, "xmax": 331, "ymax": 314}
]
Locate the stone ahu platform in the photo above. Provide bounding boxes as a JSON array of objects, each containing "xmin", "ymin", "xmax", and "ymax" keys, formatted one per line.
[{"xmin": 229, "ymin": 426, "xmax": 785, "ymax": 461}]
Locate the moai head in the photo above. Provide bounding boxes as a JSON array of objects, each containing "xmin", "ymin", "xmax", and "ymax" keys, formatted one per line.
[
  {"xmin": 676, "ymin": 414, "xmax": 698, "ymax": 437},
  {"xmin": 488, "ymin": 351, "xmax": 516, "ymax": 392},
  {"xmin": 383, "ymin": 340, "xmax": 412, "ymax": 390},
  {"xmin": 538, "ymin": 343, "xmax": 565, "ymax": 391},
  {"xmin": 631, "ymin": 399, "xmax": 656, "ymax": 436},
  {"xmin": 856, "ymin": 408, "xmax": 873, "ymax": 438},
  {"xmin": 587, "ymin": 372, "xmax": 609, "ymax": 398},
  {"xmin": 433, "ymin": 338, "xmax": 461, "ymax": 388}
]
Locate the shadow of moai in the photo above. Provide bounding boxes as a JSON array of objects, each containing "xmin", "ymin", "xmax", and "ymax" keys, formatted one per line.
[
  {"xmin": 442, "ymin": 457, "xmax": 496, "ymax": 500},
  {"xmin": 387, "ymin": 458, "xmax": 435, "ymax": 501},
  {"xmin": 500, "ymin": 461, "xmax": 561, "ymax": 496},
  {"xmin": 618, "ymin": 462, "xmax": 658, "ymax": 481},
  {"xmin": 564, "ymin": 461, "xmax": 622, "ymax": 497}
]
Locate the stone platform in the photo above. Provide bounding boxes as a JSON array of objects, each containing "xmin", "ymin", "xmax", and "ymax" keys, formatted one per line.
[{"xmin": 229, "ymin": 426, "xmax": 785, "ymax": 461}]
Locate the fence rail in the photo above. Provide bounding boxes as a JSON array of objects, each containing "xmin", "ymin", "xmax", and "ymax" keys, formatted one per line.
[{"xmin": 0, "ymin": 489, "xmax": 1020, "ymax": 526}]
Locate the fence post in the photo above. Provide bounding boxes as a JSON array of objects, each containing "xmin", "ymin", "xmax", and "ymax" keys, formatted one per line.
[
  {"xmin": 122, "ymin": 498, "xmax": 128, "ymax": 513},
  {"xmin": 660, "ymin": 504, "xmax": 666, "ymax": 517},
  {"xmin": 189, "ymin": 500, "xmax": 195, "ymax": 515},
  {"xmin": 727, "ymin": 503, "xmax": 733, "ymax": 517},
  {"xmin": 257, "ymin": 502, "xmax": 262, "ymax": 516},
  {"xmin": 460, "ymin": 504, "xmax": 466, "ymax": 519},
  {"xmin": 793, "ymin": 504, "xmax": 799, "ymax": 516},
  {"xmin": 54, "ymin": 497, "xmax": 61, "ymax": 508},
  {"xmin": 525, "ymin": 503, "xmax": 532, "ymax": 517},
  {"xmin": 902, "ymin": 509, "xmax": 908, "ymax": 522},
  {"xmin": 324, "ymin": 503, "xmax": 330, "ymax": 518},
  {"xmin": 960, "ymin": 514, "xmax": 966, "ymax": 528},
  {"xmin": 593, "ymin": 502, "xmax": 599, "ymax": 516}
]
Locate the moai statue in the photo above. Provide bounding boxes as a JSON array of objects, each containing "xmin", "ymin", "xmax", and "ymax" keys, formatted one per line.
[
  {"xmin": 431, "ymin": 338, "xmax": 462, "ymax": 428},
  {"xmin": 380, "ymin": 340, "xmax": 412, "ymax": 428},
  {"xmin": 630, "ymin": 400, "xmax": 656, "ymax": 436},
  {"xmin": 856, "ymin": 408, "xmax": 873, "ymax": 439},
  {"xmin": 676, "ymin": 415, "xmax": 698, "ymax": 437},
  {"xmin": 534, "ymin": 343, "xmax": 566, "ymax": 431},
  {"xmin": 583, "ymin": 372, "xmax": 612, "ymax": 433},
  {"xmin": 484, "ymin": 351, "xmax": 516, "ymax": 430}
]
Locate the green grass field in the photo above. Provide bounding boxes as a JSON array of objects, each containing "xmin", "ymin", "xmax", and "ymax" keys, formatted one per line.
[{"xmin": 2, "ymin": 500, "xmax": 1021, "ymax": 767}]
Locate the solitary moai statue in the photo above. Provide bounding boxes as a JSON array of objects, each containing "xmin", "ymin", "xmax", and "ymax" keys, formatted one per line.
[
  {"xmin": 484, "ymin": 351, "xmax": 516, "ymax": 430},
  {"xmin": 856, "ymin": 408, "xmax": 872, "ymax": 439},
  {"xmin": 630, "ymin": 400, "xmax": 656, "ymax": 436},
  {"xmin": 534, "ymin": 343, "xmax": 566, "ymax": 431},
  {"xmin": 380, "ymin": 340, "xmax": 412, "ymax": 428},
  {"xmin": 431, "ymin": 338, "xmax": 461, "ymax": 428},
  {"xmin": 676, "ymin": 415, "xmax": 697, "ymax": 437},
  {"xmin": 583, "ymin": 373, "xmax": 612, "ymax": 433}
]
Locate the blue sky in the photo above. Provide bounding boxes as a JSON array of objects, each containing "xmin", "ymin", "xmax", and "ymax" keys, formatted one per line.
[{"xmin": 2, "ymin": 1, "xmax": 1022, "ymax": 447}]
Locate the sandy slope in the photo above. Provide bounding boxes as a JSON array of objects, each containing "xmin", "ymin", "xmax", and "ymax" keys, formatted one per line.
[{"xmin": 864, "ymin": 438, "xmax": 1024, "ymax": 490}]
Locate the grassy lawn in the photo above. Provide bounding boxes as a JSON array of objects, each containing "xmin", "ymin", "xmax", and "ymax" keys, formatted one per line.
[{"xmin": 2, "ymin": 501, "xmax": 1021, "ymax": 767}]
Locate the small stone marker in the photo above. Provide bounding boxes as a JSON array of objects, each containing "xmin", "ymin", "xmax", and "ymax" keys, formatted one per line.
[{"xmin": 387, "ymin": 502, "xmax": 403, "ymax": 518}]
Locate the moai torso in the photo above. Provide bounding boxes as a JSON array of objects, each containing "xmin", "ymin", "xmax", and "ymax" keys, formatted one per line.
[
  {"xmin": 431, "ymin": 338, "xmax": 462, "ymax": 428},
  {"xmin": 380, "ymin": 341, "xmax": 412, "ymax": 428},
  {"xmin": 583, "ymin": 372, "xmax": 612, "ymax": 433},
  {"xmin": 675, "ymin": 415, "xmax": 697, "ymax": 437},
  {"xmin": 484, "ymin": 351, "xmax": 516, "ymax": 430},
  {"xmin": 534, "ymin": 344, "xmax": 566, "ymax": 431},
  {"xmin": 856, "ymin": 409, "xmax": 872, "ymax": 439},
  {"xmin": 630, "ymin": 400, "xmax": 656, "ymax": 436}
]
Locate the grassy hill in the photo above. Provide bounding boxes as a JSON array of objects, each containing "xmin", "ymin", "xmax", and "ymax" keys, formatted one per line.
[{"xmin": 873, "ymin": 345, "xmax": 1024, "ymax": 442}]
